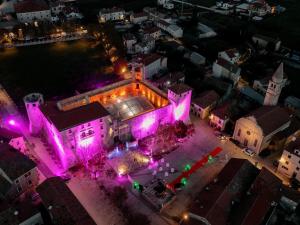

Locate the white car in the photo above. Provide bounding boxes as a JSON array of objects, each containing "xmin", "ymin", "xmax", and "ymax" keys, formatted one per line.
[{"xmin": 243, "ymin": 148, "xmax": 255, "ymax": 157}]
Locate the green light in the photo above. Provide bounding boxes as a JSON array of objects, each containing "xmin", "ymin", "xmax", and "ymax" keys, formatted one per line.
[
  {"xmin": 181, "ymin": 177, "xmax": 187, "ymax": 186},
  {"xmin": 133, "ymin": 181, "xmax": 139, "ymax": 189},
  {"xmin": 208, "ymin": 155, "xmax": 213, "ymax": 163},
  {"xmin": 184, "ymin": 164, "xmax": 191, "ymax": 171}
]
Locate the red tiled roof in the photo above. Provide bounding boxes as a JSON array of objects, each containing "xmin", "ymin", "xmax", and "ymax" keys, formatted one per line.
[
  {"xmin": 132, "ymin": 12, "xmax": 147, "ymax": 18},
  {"xmin": 211, "ymin": 102, "xmax": 231, "ymax": 120},
  {"xmin": 168, "ymin": 83, "xmax": 192, "ymax": 95},
  {"xmin": 248, "ymin": 106, "xmax": 291, "ymax": 135},
  {"xmin": 40, "ymin": 101, "xmax": 110, "ymax": 131},
  {"xmin": 37, "ymin": 177, "xmax": 96, "ymax": 225},
  {"xmin": 138, "ymin": 53, "xmax": 162, "ymax": 66},
  {"xmin": 144, "ymin": 27, "xmax": 160, "ymax": 34},
  {"xmin": 193, "ymin": 90, "xmax": 220, "ymax": 109},
  {"xmin": 14, "ymin": 0, "xmax": 49, "ymax": 13}
]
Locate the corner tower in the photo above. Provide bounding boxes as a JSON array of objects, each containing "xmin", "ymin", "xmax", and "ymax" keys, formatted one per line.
[{"xmin": 24, "ymin": 93, "xmax": 44, "ymax": 135}]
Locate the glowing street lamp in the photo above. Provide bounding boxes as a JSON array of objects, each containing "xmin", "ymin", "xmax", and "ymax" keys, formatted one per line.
[{"xmin": 8, "ymin": 119, "xmax": 16, "ymax": 126}]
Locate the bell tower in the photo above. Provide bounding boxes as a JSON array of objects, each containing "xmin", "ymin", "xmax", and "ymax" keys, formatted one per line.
[{"xmin": 263, "ymin": 62, "xmax": 285, "ymax": 106}]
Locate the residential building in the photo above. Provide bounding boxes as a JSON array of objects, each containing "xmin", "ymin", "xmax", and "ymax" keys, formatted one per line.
[
  {"xmin": 156, "ymin": 20, "xmax": 183, "ymax": 38},
  {"xmin": 14, "ymin": 0, "xmax": 51, "ymax": 23},
  {"xmin": 191, "ymin": 90, "xmax": 220, "ymax": 119},
  {"xmin": 50, "ymin": 1, "xmax": 65, "ymax": 15},
  {"xmin": 144, "ymin": 27, "xmax": 161, "ymax": 40},
  {"xmin": 209, "ymin": 102, "xmax": 230, "ymax": 131},
  {"xmin": 233, "ymin": 106, "xmax": 291, "ymax": 154},
  {"xmin": 184, "ymin": 51, "xmax": 206, "ymax": 66},
  {"xmin": 0, "ymin": 144, "xmax": 39, "ymax": 199},
  {"xmin": 252, "ymin": 34, "xmax": 281, "ymax": 51},
  {"xmin": 130, "ymin": 12, "xmax": 148, "ymax": 24},
  {"xmin": 135, "ymin": 37, "xmax": 155, "ymax": 54},
  {"xmin": 218, "ymin": 48, "xmax": 240, "ymax": 64},
  {"xmin": 98, "ymin": 7, "xmax": 125, "ymax": 23},
  {"xmin": 155, "ymin": 72, "xmax": 185, "ymax": 90},
  {"xmin": 285, "ymin": 96, "xmax": 300, "ymax": 111},
  {"xmin": 184, "ymin": 158, "xmax": 297, "ymax": 225},
  {"xmin": 185, "ymin": 158, "xmax": 260, "ymax": 225},
  {"xmin": 212, "ymin": 58, "xmax": 241, "ymax": 84},
  {"xmin": 129, "ymin": 53, "xmax": 167, "ymax": 80},
  {"xmin": 123, "ymin": 33, "xmax": 137, "ymax": 54},
  {"xmin": 37, "ymin": 177, "xmax": 97, "ymax": 225},
  {"xmin": 278, "ymin": 137, "xmax": 300, "ymax": 182},
  {"xmin": 263, "ymin": 62, "xmax": 285, "ymax": 106},
  {"xmin": 0, "ymin": 199, "xmax": 44, "ymax": 225}
]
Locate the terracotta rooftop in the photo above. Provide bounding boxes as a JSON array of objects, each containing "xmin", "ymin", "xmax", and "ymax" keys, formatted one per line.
[
  {"xmin": 188, "ymin": 158, "xmax": 259, "ymax": 225},
  {"xmin": 247, "ymin": 106, "xmax": 291, "ymax": 136},
  {"xmin": 137, "ymin": 53, "xmax": 162, "ymax": 66},
  {"xmin": 132, "ymin": 12, "xmax": 148, "ymax": 18},
  {"xmin": 14, "ymin": 0, "xmax": 49, "ymax": 13},
  {"xmin": 37, "ymin": 177, "xmax": 96, "ymax": 225},
  {"xmin": 193, "ymin": 90, "xmax": 220, "ymax": 109},
  {"xmin": 211, "ymin": 102, "xmax": 231, "ymax": 120},
  {"xmin": 168, "ymin": 83, "xmax": 192, "ymax": 95},
  {"xmin": 40, "ymin": 101, "xmax": 110, "ymax": 131},
  {"xmin": 285, "ymin": 137, "xmax": 300, "ymax": 155},
  {"xmin": 0, "ymin": 144, "xmax": 36, "ymax": 180},
  {"xmin": 231, "ymin": 168, "xmax": 282, "ymax": 225},
  {"xmin": 216, "ymin": 58, "xmax": 240, "ymax": 74}
]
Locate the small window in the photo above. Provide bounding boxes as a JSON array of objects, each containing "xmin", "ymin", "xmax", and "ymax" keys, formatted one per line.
[
  {"xmin": 282, "ymin": 165, "xmax": 288, "ymax": 170},
  {"xmin": 101, "ymin": 126, "xmax": 103, "ymax": 130},
  {"xmin": 288, "ymin": 155, "xmax": 291, "ymax": 158},
  {"xmin": 247, "ymin": 131, "xmax": 251, "ymax": 135},
  {"xmin": 15, "ymin": 179, "xmax": 19, "ymax": 184},
  {"xmin": 285, "ymin": 161, "xmax": 289, "ymax": 165},
  {"xmin": 100, "ymin": 119, "xmax": 103, "ymax": 123},
  {"xmin": 296, "ymin": 167, "xmax": 299, "ymax": 171},
  {"xmin": 88, "ymin": 123, "xmax": 91, "ymax": 126},
  {"xmin": 237, "ymin": 129, "xmax": 241, "ymax": 137},
  {"xmin": 68, "ymin": 130, "xmax": 72, "ymax": 134},
  {"xmin": 101, "ymin": 135, "xmax": 104, "ymax": 138},
  {"xmin": 28, "ymin": 180, "xmax": 32, "ymax": 185},
  {"xmin": 17, "ymin": 186, "xmax": 22, "ymax": 192},
  {"xmin": 254, "ymin": 139, "xmax": 258, "ymax": 147}
]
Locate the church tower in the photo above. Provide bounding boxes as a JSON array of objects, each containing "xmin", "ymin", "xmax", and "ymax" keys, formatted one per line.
[{"xmin": 263, "ymin": 62, "xmax": 285, "ymax": 106}]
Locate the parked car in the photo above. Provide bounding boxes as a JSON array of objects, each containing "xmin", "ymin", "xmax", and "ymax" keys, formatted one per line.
[
  {"xmin": 243, "ymin": 148, "xmax": 255, "ymax": 157},
  {"xmin": 214, "ymin": 131, "xmax": 227, "ymax": 141},
  {"xmin": 229, "ymin": 138, "xmax": 244, "ymax": 148}
]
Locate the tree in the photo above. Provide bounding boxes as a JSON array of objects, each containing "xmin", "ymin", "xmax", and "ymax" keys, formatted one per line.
[{"xmin": 174, "ymin": 120, "xmax": 188, "ymax": 138}]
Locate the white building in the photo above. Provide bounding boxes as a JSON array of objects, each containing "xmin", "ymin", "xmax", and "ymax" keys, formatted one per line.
[
  {"xmin": 156, "ymin": 19, "xmax": 183, "ymax": 38},
  {"xmin": 252, "ymin": 34, "xmax": 281, "ymax": 51},
  {"xmin": 0, "ymin": 144, "xmax": 39, "ymax": 199},
  {"xmin": 130, "ymin": 12, "xmax": 148, "ymax": 24},
  {"xmin": 50, "ymin": 1, "xmax": 65, "ymax": 15},
  {"xmin": 14, "ymin": 0, "xmax": 51, "ymax": 23},
  {"xmin": 278, "ymin": 137, "xmax": 300, "ymax": 182},
  {"xmin": 233, "ymin": 106, "xmax": 291, "ymax": 154},
  {"xmin": 263, "ymin": 63, "xmax": 285, "ymax": 106},
  {"xmin": 98, "ymin": 7, "xmax": 125, "ymax": 23},
  {"xmin": 191, "ymin": 90, "xmax": 220, "ymax": 119},
  {"xmin": 123, "ymin": 33, "xmax": 137, "ymax": 54},
  {"xmin": 135, "ymin": 37, "xmax": 155, "ymax": 54},
  {"xmin": 218, "ymin": 48, "xmax": 240, "ymax": 64},
  {"xmin": 212, "ymin": 58, "xmax": 241, "ymax": 84},
  {"xmin": 209, "ymin": 102, "xmax": 230, "ymax": 131},
  {"xmin": 144, "ymin": 27, "xmax": 161, "ymax": 40},
  {"xmin": 130, "ymin": 53, "xmax": 167, "ymax": 80}
]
